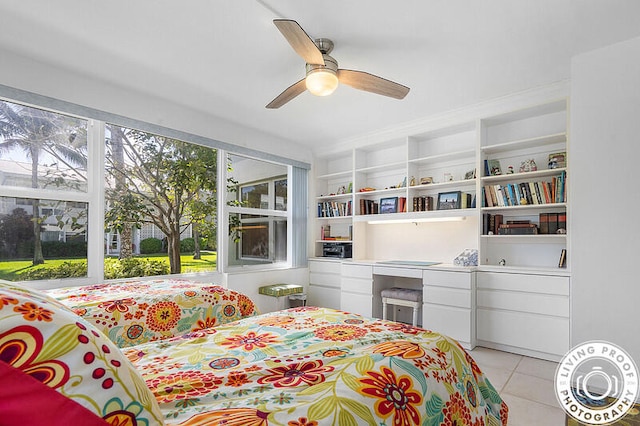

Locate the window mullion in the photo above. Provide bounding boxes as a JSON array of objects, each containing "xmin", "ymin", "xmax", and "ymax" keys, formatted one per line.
[{"xmin": 86, "ymin": 119, "xmax": 105, "ymax": 281}]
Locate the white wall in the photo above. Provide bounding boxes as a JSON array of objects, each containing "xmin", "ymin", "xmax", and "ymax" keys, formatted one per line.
[
  {"xmin": 570, "ymin": 36, "xmax": 640, "ymax": 361},
  {"xmin": 0, "ymin": 48, "xmax": 312, "ymax": 165},
  {"xmin": 356, "ymin": 219, "xmax": 478, "ymax": 263}
]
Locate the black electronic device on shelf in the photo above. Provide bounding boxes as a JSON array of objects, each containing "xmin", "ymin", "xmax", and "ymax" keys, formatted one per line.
[{"xmin": 322, "ymin": 242, "xmax": 352, "ymax": 258}]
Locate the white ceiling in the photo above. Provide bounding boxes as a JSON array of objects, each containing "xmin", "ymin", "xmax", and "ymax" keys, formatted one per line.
[{"xmin": 2, "ymin": 0, "xmax": 640, "ymax": 154}]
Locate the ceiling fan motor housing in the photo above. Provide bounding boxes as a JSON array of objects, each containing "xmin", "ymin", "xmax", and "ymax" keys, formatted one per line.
[{"xmin": 306, "ymin": 54, "xmax": 338, "ymax": 77}]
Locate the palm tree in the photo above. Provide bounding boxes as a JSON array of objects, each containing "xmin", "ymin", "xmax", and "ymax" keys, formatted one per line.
[{"xmin": 0, "ymin": 100, "xmax": 87, "ymax": 265}]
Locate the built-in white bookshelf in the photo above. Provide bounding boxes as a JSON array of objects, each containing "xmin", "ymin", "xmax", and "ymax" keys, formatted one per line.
[{"xmin": 312, "ymin": 97, "xmax": 569, "ymax": 273}]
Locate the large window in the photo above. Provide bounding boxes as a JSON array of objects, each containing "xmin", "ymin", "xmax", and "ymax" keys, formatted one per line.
[
  {"xmin": 0, "ymin": 95, "xmax": 305, "ymax": 284},
  {"xmin": 226, "ymin": 154, "xmax": 289, "ymax": 268}
]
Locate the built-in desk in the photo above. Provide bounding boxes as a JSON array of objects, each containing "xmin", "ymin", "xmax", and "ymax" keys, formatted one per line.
[
  {"xmin": 310, "ymin": 259, "xmax": 476, "ymax": 349},
  {"xmin": 309, "ymin": 258, "xmax": 569, "ymax": 358}
]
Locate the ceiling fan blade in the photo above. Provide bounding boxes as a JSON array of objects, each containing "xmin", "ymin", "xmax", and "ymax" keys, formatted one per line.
[
  {"xmin": 337, "ymin": 69, "xmax": 410, "ymax": 100},
  {"xmin": 266, "ymin": 78, "xmax": 307, "ymax": 109},
  {"xmin": 274, "ymin": 19, "xmax": 325, "ymax": 65}
]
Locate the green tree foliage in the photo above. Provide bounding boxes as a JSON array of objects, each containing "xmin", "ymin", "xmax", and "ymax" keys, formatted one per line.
[{"xmin": 105, "ymin": 129, "xmax": 217, "ymax": 274}]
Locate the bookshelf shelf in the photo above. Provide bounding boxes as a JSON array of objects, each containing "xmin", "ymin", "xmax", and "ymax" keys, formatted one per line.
[
  {"xmin": 353, "ymin": 208, "xmax": 478, "ymax": 222},
  {"xmin": 316, "ymin": 193, "xmax": 353, "ymax": 201},
  {"xmin": 355, "ymin": 161, "xmax": 406, "ymax": 174},
  {"xmin": 481, "ymin": 234, "xmax": 566, "ymax": 241},
  {"xmin": 354, "ymin": 187, "xmax": 407, "ymax": 197},
  {"xmin": 480, "ymin": 167, "xmax": 566, "ymax": 184},
  {"xmin": 317, "ymin": 170, "xmax": 352, "ymax": 180},
  {"xmin": 481, "ymin": 202, "xmax": 567, "ymax": 212},
  {"xmin": 481, "ymin": 132, "xmax": 566, "ymax": 155},
  {"xmin": 316, "ymin": 215, "xmax": 352, "ymax": 221},
  {"xmin": 409, "ymin": 149, "xmax": 476, "ymax": 166},
  {"xmin": 408, "ymin": 179, "xmax": 476, "ymax": 191}
]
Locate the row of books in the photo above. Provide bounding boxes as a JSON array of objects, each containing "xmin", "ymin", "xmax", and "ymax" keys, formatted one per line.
[
  {"xmin": 482, "ymin": 212, "xmax": 567, "ymax": 235},
  {"xmin": 483, "ymin": 172, "xmax": 566, "ymax": 207},
  {"xmin": 318, "ymin": 200, "xmax": 352, "ymax": 218},
  {"xmin": 539, "ymin": 212, "xmax": 567, "ymax": 234},
  {"xmin": 413, "ymin": 196, "xmax": 433, "ymax": 212},
  {"xmin": 359, "ymin": 197, "xmax": 409, "ymax": 215},
  {"xmin": 319, "ymin": 225, "xmax": 353, "ymax": 241}
]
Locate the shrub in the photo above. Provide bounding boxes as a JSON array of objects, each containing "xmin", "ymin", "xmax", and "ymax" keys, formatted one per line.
[
  {"xmin": 42, "ymin": 241, "xmax": 87, "ymax": 258},
  {"xmin": 104, "ymin": 257, "xmax": 169, "ymax": 279},
  {"xmin": 140, "ymin": 237, "xmax": 163, "ymax": 254},
  {"xmin": 180, "ymin": 237, "xmax": 195, "ymax": 253},
  {"xmin": 22, "ymin": 261, "xmax": 87, "ymax": 280}
]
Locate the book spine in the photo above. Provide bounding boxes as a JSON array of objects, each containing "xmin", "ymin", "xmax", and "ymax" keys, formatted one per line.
[
  {"xmin": 558, "ymin": 212, "xmax": 567, "ymax": 233},
  {"xmin": 548, "ymin": 212, "xmax": 559, "ymax": 234},
  {"xmin": 539, "ymin": 212, "xmax": 549, "ymax": 234},
  {"xmin": 493, "ymin": 214, "xmax": 503, "ymax": 235}
]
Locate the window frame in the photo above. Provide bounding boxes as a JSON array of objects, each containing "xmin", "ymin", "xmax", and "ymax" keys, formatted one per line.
[{"xmin": 221, "ymin": 152, "xmax": 292, "ymax": 272}]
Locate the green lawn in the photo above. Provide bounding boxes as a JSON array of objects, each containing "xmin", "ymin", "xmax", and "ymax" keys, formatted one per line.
[{"xmin": 0, "ymin": 251, "xmax": 217, "ymax": 281}]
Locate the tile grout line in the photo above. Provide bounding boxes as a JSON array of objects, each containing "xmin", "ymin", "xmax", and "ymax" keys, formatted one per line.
[{"xmin": 500, "ymin": 355, "xmax": 524, "ymax": 393}]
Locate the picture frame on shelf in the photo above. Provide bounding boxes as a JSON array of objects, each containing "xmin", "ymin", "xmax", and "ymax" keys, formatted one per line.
[
  {"xmin": 464, "ymin": 169, "xmax": 476, "ymax": 180},
  {"xmin": 548, "ymin": 152, "xmax": 566, "ymax": 169},
  {"xmin": 487, "ymin": 159, "xmax": 502, "ymax": 176},
  {"xmin": 437, "ymin": 191, "xmax": 461, "ymax": 210},
  {"xmin": 379, "ymin": 197, "xmax": 399, "ymax": 214}
]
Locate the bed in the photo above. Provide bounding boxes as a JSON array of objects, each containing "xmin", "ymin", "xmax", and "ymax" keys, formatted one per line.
[
  {"xmin": 0, "ymin": 280, "xmax": 508, "ymax": 426},
  {"xmin": 45, "ymin": 278, "xmax": 259, "ymax": 347}
]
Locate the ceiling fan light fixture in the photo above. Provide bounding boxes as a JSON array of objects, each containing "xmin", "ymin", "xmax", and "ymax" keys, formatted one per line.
[{"xmin": 305, "ymin": 69, "xmax": 339, "ymax": 96}]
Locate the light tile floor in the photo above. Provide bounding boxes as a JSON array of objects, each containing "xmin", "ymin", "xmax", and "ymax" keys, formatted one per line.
[{"xmin": 469, "ymin": 347, "xmax": 567, "ymax": 426}]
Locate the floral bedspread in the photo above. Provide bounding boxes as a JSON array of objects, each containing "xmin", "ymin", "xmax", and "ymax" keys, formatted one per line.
[
  {"xmin": 46, "ymin": 279, "xmax": 258, "ymax": 348},
  {"xmin": 125, "ymin": 307, "xmax": 508, "ymax": 426}
]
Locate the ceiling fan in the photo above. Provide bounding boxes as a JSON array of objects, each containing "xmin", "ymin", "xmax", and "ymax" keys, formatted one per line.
[{"xmin": 266, "ymin": 19, "xmax": 410, "ymax": 109}]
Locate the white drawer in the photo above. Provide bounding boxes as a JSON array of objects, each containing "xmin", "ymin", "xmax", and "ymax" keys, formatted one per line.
[
  {"xmin": 341, "ymin": 293, "xmax": 373, "ymax": 317},
  {"xmin": 309, "ymin": 272, "xmax": 341, "ymax": 288},
  {"xmin": 341, "ymin": 264, "xmax": 373, "ymax": 279},
  {"xmin": 477, "ymin": 289, "xmax": 569, "ymax": 317},
  {"xmin": 424, "ymin": 286, "xmax": 471, "ymax": 309},
  {"xmin": 423, "ymin": 270, "xmax": 471, "ymax": 290},
  {"xmin": 477, "ymin": 308, "xmax": 569, "ymax": 356},
  {"xmin": 423, "ymin": 304, "xmax": 471, "ymax": 344},
  {"xmin": 373, "ymin": 266, "xmax": 423, "ymax": 279},
  {"xmin": 308, "ymin": 286, "xmax": 341, "ymax": 310},
  {"xmin": 309, "ymin": 260, "xmax": 342, "ymax": 275},
  {"xmin": 477, "ymin": 272, "xmax": 569, "ymax": 296},
  {"xmin": 341, "ymin": 277, "xmax": 373, "ymax": 295}
]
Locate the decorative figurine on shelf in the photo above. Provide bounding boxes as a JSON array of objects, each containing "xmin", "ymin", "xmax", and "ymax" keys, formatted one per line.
[
  {"xmin": 507, "ymin": 165, "xmax": 515, "ymax": 174},
  {"xmin": 347, "ymin": 182, "xmax": 353, "ymax": 193},
  {"xmin": 410, "ymin": 176, "xmax": 416, "ymax": 186},
  {"xmin": 499, "ymin": 258, "xmax": 506, "ymax": 266},
  {"xmin": 519, "ymin": 159, "xmax": 538, "ymax": 173},
  {"xmin": 337, "ymin": 185, "xmax": 346, "ymax": 194}
]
